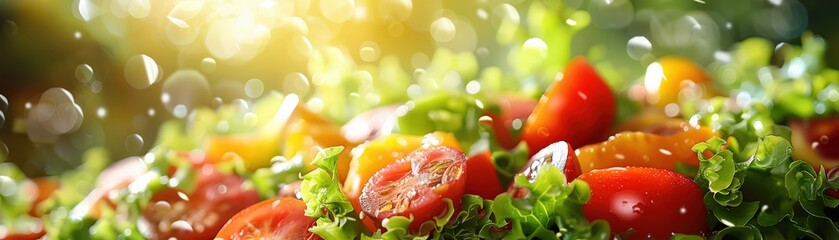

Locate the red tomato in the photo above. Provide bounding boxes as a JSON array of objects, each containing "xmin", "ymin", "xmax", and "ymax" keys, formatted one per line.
[
  {"xmin": 507, "ymin": 141, "xmax": 582, "ymax": 198},
  {"xmin": 522, "ymin": 56, "xmax": 616, "ymax": 153},
  {"xmin": 790, "ymin": 118, "xmax": 839, "ymax": 170},
  {"xmin": 485, "ymin": 95, "xmax": 537, "ymax": 150},
  {"xmin": 140, "ymin": 165, "xmax": 260, "ymax": 240},
  {"xmin": 464, "ymin": 151, "xmax": 504, "ymax": 199},
  {"xmin": 216, "ymin": 197, "xmax": 320, "ymax": 240},
  {"xmin": 579, "ymin": 167, "xmax": 708, "ymax": 239},
  {"xmin": 359, "ymin": 146, "xmax": 467, "ymax": 233}
]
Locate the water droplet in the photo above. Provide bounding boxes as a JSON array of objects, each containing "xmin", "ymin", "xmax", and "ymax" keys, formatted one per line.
[
  {"xmin": 679, "ymin": 206, "xmax": 687, "ymax": 215},
  {"xmin": 27, "ymin": 88, "xmax": 84, "ymax": 143},
  {"xmin": 127, "ymin": 0, "xmax": 151, "ymax": 19},
  {"xmin": 0, "ymin": 94, "xmax": 7, "ymax": 111},
  {"xmin": 148, "ymin": 108, "xmax": 156, "ymax": 117},
  {"xmin": 76, "ymin": 0, "xmax": 98, "ymax": 22},
  {"xmin": 283, "ymin": 73, "xmax": 310, "ymax": 96},
  {"xmin": 167, "ymin": 0, "xmax": 204, "ymax": 28},
  {"xmin": 0, "ymin": 111, "xmax": 4, "ymax": 129},
  {"xmin": 124, "ymin": 54, "xmax": 160, "ymax": 89},
  {"xmin": 74, "ymin": 31, "xmax": 82, "ymax": 39},
  {"xmin": 211, "ymin": 97, "xmax": 223, "ymax": 109},
  {"xmin": 244, "ymin": 79, "xmax": 264, "ymax": 98},
  {"xmin": 75, "ymin": 64, "xmax": 94, "ymax": 83},
  {"xmin": 359, "ymin": 41, "xmax": 380, "ymax": 62},
  {"xmin": 588, "ymin": 0, "xmax": 634, "ymax": 28},
  {"xmin": 97, "ymin": 107, "xmax": 106, "ymax": 118},
  {"xmin": 161, "ymin": 70, "xmax": 211, "ymax": 118},
  {"xmin": 201, "ymin": 58, "xmax": 217, "ymax": 73},
  {"xmin": 820, "ymin": 135, "xmax": 829, "ymax": 145},
  {"xmin": 430, "ymin": 17, "xmax": 456, "ymax": 42},
  {"xmin": 664, "ymin": 103, "xmax": 680, "ymax": 117},
  {"xmin": 537, "ymin": 127, "xmax": 550, "ymax": 137},
  {"xmin": 125, "ymin": 134, "xmax": 144, "ymax": 154},
  {"xmin": 320, "ymin": 0, "xmax": 355, "ymax": 23},
  {"xmin": 465, "ymin": 80, "xmax": 481, "ymax": 94},
  {"xmin": 90, "ymin": 80, "xmax": 103, "ymax": 93},
  {"xmin": 626, "ymin": 36, "xmax": 652, "ymax": 60},
  {"xmin": 378, "ymin": 0, "xmax": 412, "ymax": 21}
]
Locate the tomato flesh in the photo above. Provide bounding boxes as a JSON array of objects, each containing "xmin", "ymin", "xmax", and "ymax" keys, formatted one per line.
[
  {"xmin": 579, "ymin": 167, "xmax": 708, "ymax": 239},
  {"xmin": 507, "ymin": 141, "xmax": 581, "ymax": 198},
  {"xmin": 464, "ymin": 151, "xmax": 504, "ymax": 199},
  {"xmin": 216, "ymin": 197, "xmax": 320, "ymax": 240},
  {"xmin": 359, "ymin": 146, "xmax": 467, "ymax": 233},
  {"xmin": 140, "ymin": 165, "xmax": 260, "ymax": 240},
  {"xmin": 522, "ymin": 56, "xmax": 616, "ymax": 153}
]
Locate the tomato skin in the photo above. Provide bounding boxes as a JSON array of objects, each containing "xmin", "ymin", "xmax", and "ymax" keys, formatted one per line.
[
  {"xmin": 359, "ymin": 146, "xmax": 467, "ymax": 233},
  {"xmin": 522, "ymin": 56, "xmax": 615, "ymax": 153},
  {"xmin": 507, "ymin": 141, "xmax": 581, "ymax": 198},
  {"xmin": 576, "ymin": 123, "xmax": 717, "ymax": 172},
  {"xmin": 485, "ymin": 95, "xmax": 537, "ymax": 150},
  {"xmin": 579, "ymin": 167, "xmax": 708, "ymax": 239},
  {"xmin": 140, "ymin": 165, "xmax": 260, "ymax": 240},
  {"xmin": 464, "ymin": 151, "xmax": 504, "ymax": 199},
  {"xmin": 1, "ymin": 222, "xmax": 45, "ymax": 240},
  {"xmin": 216, "ymin": 197, "xmax": 320, "ymax": 240},
  {"xmin": 790, "ymin": 118, "xmax": 839, "ymax": 170}
]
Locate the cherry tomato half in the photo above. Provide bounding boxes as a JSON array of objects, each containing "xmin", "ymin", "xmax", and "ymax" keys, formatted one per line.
[
  {"xmin": 522, "ymin": 56, "xmax": 616, "ymax": 153},
  {"xmin": 576, "ymin": 123, "xmax": 717, "ymax": 172},
  {"xmin": 343, "ymin": 132, "xmax": 460, "ymax": 212},
  {"xmin": 464, "ymin": 151, "xmax": 504, "ymax": 199},
  {"xmin": 579, "ymin": 167, "xmax": 708, "ymax": 239},
  {"xmin": 359, "ymin": 146, "xmax": 467, "ymax": 233},
  {"xmin": 507, "ymin": 141, "xmax": 582, "ymax": 198},
  {"xmin": 140, "ymin": 165, "xmax": 260, "ymax": 240},
  {"xmin": 790, "ymin": 118, "xmax": 839, "ymax": 170},
  {"xmin": 216, "ymin": 197, "xmax": 320, "ymax": 240}
]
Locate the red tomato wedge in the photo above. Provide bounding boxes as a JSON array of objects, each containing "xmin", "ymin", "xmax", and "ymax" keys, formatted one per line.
[
  {"xmin": 507, "ymin": 141, "xmax": 582, "ymax": 198},
  {"xmin": 359, "ymin": 146, "xmax": 467, "ymax": 233},
  {"xmin": 139, "ymin": 165, "xmax": 260, "ymax": 240},
  {"xmin": 522, "ymin": 56, "xmax": 616, "ymax": 153},
  {"xmin": 216, "ymin": 197, "xmax": 320, "ymax": 240},
  {"xmin": 579, "ymin": 167, "xmax": 708, "ymax": 239},
  {"xmin": 464, "ymin": 151, "xmax": 504, "ymax": 199}
]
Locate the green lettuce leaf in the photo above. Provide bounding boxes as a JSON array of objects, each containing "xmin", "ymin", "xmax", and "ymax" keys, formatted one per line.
[{"xmin": 300, "ymin": 146, "xmax": 361, "ymax": 239}]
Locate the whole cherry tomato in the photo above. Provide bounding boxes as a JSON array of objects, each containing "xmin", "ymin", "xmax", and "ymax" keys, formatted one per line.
[
  {"xmin": 579, "ymin": 167, "xmax": 708, "ymax": 239},
  {"xmin": 790, "ymin": 117, "xmax": 839, "ymax": 170},
  {"xmin": 522, "ymin": 56, "xmax": 616, "ymax": 153}
]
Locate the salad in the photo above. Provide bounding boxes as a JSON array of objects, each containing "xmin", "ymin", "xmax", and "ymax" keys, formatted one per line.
[{"xmin": 2, "ymin": 0, "xmax": 839, "ymax": 240}]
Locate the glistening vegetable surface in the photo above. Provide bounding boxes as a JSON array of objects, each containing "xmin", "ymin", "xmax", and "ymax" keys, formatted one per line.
[{"xmin": 2, "ymin": 0, "xmax": 839, "ymax": 240}]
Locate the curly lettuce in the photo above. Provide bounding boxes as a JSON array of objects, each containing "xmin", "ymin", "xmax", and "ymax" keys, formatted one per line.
[{"xmin": 300, "ymin": 146, "xmax": 361, "ymax": 239}]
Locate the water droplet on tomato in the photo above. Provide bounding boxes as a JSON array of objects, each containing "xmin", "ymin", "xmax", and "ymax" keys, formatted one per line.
[
  {"xmin": 819, "ymin": 135, "xmax": 829, "ymax": 145},
  {"xmin": 537, "ymin": 127, "xmax": 550, "ymax": 137}
]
